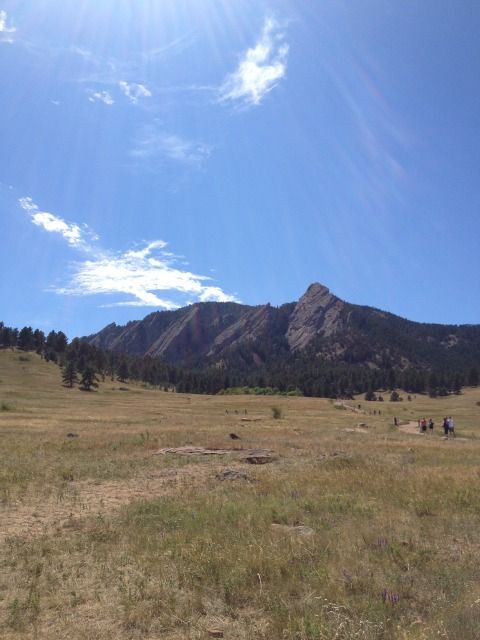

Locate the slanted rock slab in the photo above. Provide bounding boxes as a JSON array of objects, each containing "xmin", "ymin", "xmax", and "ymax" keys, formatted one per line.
[
  {"xmin": 271, "ymin": 523, "xmax": 315, "ymax": 537},
  {"xmin": 241, "ymin": 448, "xmax": 276, "ymax": 464},
  {"xmin": 153, "ymin": 446, "xmax": 230, "ymax": 456}
]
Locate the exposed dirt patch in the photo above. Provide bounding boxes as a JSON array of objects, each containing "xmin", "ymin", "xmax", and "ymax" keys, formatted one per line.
[
  {"xmin": 0, "ymin": 465, "xmax": 210, "ymax": 542},
  {"xmin": 398, "ymin": 421, "xmax": 422, "ymax": 435},
  {"xmin": 397, "ymin": 421, "xmax": 467, "ymax": 441}
]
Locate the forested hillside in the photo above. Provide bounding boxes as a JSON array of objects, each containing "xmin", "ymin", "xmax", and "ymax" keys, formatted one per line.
[{"xmin": 2, "ymin": 282, "xmax": 480, "ymax": 398}]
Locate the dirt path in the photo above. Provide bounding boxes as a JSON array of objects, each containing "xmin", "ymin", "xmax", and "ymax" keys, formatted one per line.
[
  {"xmin": 397, "ymin": 421, "xmax": 466, "ymax": 441},
  {"xmin": 398, "ymin": 421, "xmax": 422, "ymax": 435},
  {"xmin": 334, "ymin": 402, "xmax": 367, "ymax": 415}
]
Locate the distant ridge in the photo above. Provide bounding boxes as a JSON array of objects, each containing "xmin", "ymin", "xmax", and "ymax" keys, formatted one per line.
[{"xmin": 87, "ymin": 283, "xmax": 480, "ymax": 373}]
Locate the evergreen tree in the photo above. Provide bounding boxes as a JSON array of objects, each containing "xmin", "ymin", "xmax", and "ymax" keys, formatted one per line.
[
  {"xmin": 427, "ymin": 372, "xmax": 438, "ymax": 397},
  {"xmin": 452, "ymin": 373, "xmax": 463, "ymax": 395},
  {"xmin": 117, "ymin": 359, "xmax": 129, "ymax": 383},
  {"xmin": 17, "ymin": 326, "xmax": 35, "ymax": 351},
  {"xmin": 468, "ymin": 367, "xmax": 479, "ymax": 387},
  {"xmin": 62, "ymin": 361, "xmax": 78, "ymax": 388},
  {"xmin": 79, "ymin": 367, "xmax": 99, "ymax": 391},
  {"xmin": 33, "ymin": 329, "xmax": 45, "ymax": 354}
]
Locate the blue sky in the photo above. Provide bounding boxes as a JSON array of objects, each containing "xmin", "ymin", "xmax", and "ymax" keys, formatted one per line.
[{"xmin": 1, "ymin": 0, "xmax": 480, "ymax": 338}]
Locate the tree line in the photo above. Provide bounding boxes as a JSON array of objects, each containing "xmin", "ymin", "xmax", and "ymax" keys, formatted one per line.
[{"xmin": 1, "ymin": 321, "xmax": 478, "ymax": 397}]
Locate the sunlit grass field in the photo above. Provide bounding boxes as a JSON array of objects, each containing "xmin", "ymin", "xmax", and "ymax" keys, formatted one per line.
[{"xmin": 1, "ymin": 350, "xmax": 480, "ymax": 639}]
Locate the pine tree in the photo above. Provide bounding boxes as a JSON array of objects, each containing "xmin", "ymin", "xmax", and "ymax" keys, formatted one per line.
[
  {"xmin": 117, "ymin": 359, "xmax": 129, "ymax": 383},
  {"xmin": 62, "ymin": 361, "xmax": 78, "ymax": 388},
  {"xmin": 17, "ymin": 326, "xmax": 35, "ymax": 351},
  {"xmin": 79, "ymin": 367, "xmax": 99, "ymax": 391},
  {"xmin": 468, "ymin": 367, "xmax": 479, "ymax": 387}
]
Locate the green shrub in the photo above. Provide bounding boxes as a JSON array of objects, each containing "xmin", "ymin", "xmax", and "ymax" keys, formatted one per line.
[{"xmin": 271, "ymin": 405, "xmax": 282, "ymax": 419}]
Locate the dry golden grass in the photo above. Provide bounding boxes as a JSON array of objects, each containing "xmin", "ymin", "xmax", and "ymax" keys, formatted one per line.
[{"xmin": 1, "ymin": 350, "xmax": 480, "ymax": 639}]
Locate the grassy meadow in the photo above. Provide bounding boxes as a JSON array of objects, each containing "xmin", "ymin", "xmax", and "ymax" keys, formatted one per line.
[{"xmin": 1, "ymin": 349, "xmax": 480, "ymax": 639}]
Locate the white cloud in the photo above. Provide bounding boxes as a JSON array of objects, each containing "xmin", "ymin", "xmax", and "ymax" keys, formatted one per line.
[
  {"xmin": 20, "ymin": 197, "xmax": 238, "ymax": 309},
  {"xmin": 19, "ymin": 197, "xmax": 97, "ymax": 249},
  {"xmin": 88, "ymin": 90, "xmax": 114, "ymax": 105},
  {"xmin": 131, "ymin": 127, "xmax": 212, "ymax": 168},
  {"xmin": 0, "ymin": 9, "xmax": 16, "ymax": 42},
  {"xmin": 63, "ymin": 243, "xmax": 238, "ymax": 308},
  {"xmin": 219, "ymin": 17, "xmax": 288, "ymax": 107},
  {"xmin": 0, "ymin": 10, "xmax": 16, "ymax": 33},
  {"xmin": 119, "ymin": 81, "xmax": 152, "ymax": 104}
]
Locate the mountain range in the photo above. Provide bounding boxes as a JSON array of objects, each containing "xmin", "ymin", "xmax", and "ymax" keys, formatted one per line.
[{"xmin": 87, "ymin": 283, "xmax": 480, "ymax": 374}]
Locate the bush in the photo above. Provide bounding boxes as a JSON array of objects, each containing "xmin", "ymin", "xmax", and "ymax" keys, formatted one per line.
[{"xmin": 271, "ymin": 406, "xmax": 282, "ymax": 419}]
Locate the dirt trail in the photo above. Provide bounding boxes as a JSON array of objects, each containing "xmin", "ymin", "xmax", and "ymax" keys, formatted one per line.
[
  {"xmin": 398, "ymin": 421, "xmax": 466, "ymax": 440},
  {"xmin": 398, "ymin": 421, "xmax": 422, "ymax": 435},
  {"xmin": 0, "ymin": 464, "xmax": 217, "ymax": 542},
  {"xmin": 334, "ymin": 402, "xmax": 367, "ymax": 415}
]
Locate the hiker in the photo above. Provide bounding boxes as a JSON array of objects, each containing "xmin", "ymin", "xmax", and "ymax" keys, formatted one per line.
[
  {"xmin": 394, "ymin": 416, "xmax": 398, "ymax": 427},
  {"xmin": 421, "ymin": 418, "xmax": 427, "ymax": 433},
  {"xmin": 428, "ymin": 418, "xmax": 434, "ymax": 432},
  {"xmin": 443, "ymin": 417, "xmax": 449, "ymax": 437},
  {"xmin": 448, "ymin": 416, "xmax": 455, "ymax": 437}
]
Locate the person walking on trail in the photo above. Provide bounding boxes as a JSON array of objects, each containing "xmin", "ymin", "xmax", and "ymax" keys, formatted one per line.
[
  {"xmin": 448, "ymin": 416, "xmax": 455, "ymax": 437},
  {"xmin": 421, "ymin": 418, "xmax": 427, "ymax": 433},
  {"xmin": 428, "ymin": 418, "xmax": 434, "ymax": 432},
  {"xmin": 443, "ymin": 417, "xmax": 449, "ymax": 437},
  {"xmin": 394, "ymin": 416, "xmax": 398, "ymax": 427}
]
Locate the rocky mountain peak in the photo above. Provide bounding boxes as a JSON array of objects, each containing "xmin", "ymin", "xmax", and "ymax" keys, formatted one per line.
[
  {"xmin": 303, "ymin": 282, "xmax": 333, "ymax": 301},
  {"xmin": 286, "ymin": 282, "xmax": 345, "ymax": 352}
]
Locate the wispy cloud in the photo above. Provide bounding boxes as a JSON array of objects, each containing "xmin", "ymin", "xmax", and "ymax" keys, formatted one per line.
[
  {"xmin": 0, "ymin": 9, "xmax": 16, "ymax": 42},
  {"xmin": 131, "ymin": 125, "xmax": 212, "ymax": 168},
  {"xmin": 61, "ymin": 242, "xmax": 238, "ymax": 309},
  {"xmin": 219, "ymin": 17, "xmax": 288, "ymax": 107},
  {"xmin": 0, "ymin": 10, "xmax": 15, "ymax": 33},
  {"xmin": 87, "ymin": 90, "xmax": 115, "ymax": 105},
  {"xmin": 20, "ymin": 197, "xmax": 237, "ymax": 309},
  {"xmin": 19, "ymin": 197, "xmax": 98, "ymax": 250},
  {"xmin": 119, "ymin": 81, "xmax": 152, "ymax": 104}
]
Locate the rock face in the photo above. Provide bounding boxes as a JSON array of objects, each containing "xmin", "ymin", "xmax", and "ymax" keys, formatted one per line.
[
  {"xmin": 89, "ymin": 302, "xmax": 253, "ymax": 365},
  {"xmin": 88, "ymin": 283, "xmax": 345, "ymax": 364},
  {"xmin": 208, "ymin": 305, "xmax": 273, "ymax": 357},
  {"xmin": 286, "ymin": 283, "xmax": 345, "ymax": 352}
]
